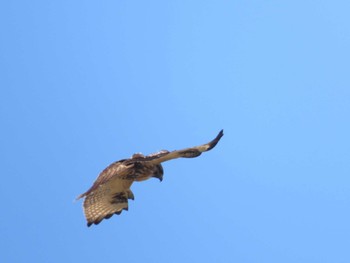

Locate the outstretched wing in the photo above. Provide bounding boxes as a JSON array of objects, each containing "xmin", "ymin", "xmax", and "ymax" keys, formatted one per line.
[
  {"xmin": 143, "ymin": 129, "xmax": 224, "ymax": 165},
  {"xmin": 77, "ymin": 161, "xmax": 135, "ymax": 227},
  {"xmin": 77, "ymin": 129, "xmax": 224, "ymax": 227}
]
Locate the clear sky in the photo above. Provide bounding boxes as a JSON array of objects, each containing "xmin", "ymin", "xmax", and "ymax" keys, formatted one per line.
[{"xmin": 1, "ymin": 1, "xmax": 349, "ymax": 262}]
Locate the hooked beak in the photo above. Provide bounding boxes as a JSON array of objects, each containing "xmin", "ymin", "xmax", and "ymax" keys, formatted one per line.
[{"xmin": 153, "ymin": 174, "xmax": 163, "ymax": 182}]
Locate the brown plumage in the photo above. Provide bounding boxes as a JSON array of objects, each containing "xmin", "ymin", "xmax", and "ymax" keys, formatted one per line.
[{"xmin": 77, "ymin": 130, "xmax": 224, "ymax": 227}]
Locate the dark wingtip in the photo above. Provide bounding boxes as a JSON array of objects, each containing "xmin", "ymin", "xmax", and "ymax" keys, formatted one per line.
[
  {"xmin": 104, "ymin": 214, "xmax": 113, "ymax": 219},
  {"xmin": 87, "ymin": 212, "xmax": 121, "ymax": 227},
  {"xmin": 207, "ymin": 129, "xmax": 224, "ymax": 151}
]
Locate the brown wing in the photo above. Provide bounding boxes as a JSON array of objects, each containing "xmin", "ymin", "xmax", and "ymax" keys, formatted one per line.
[
  {"xmin": 77, "ymin": 161, "xmax": 135, "ymax": 227},
  {"xmin": 77, "ymin": 129, "xmax": 223, "ymax": 227},
  {"xmin": 140, "ymin": 129, "xmax": 224, "ymax": 165}
]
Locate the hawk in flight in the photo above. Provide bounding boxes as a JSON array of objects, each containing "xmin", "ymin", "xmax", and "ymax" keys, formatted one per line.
[{"xmin": 77, "ymin": 130, "xmax": 224, "ymax": 227}]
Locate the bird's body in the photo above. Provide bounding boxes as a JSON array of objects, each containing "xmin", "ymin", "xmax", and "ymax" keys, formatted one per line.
[{"xmin": 77, "ymin": 130, "xmax": 224, "ymax": 227}]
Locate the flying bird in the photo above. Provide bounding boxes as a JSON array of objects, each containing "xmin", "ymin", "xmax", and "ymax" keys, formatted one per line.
[{"xmin": 77, "ymin": 130, "xmax": 224, "ymax": 227}]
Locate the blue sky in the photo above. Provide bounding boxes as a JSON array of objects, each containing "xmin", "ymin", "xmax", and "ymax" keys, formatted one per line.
[{"xmin": 1, "ymin": 1, "xmax": 349, "ymax": 262}]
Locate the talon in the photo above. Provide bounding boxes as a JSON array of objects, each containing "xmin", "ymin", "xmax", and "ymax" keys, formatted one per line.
[{"xmin": 127, "ymin": 190, "xmax": 135, "ymax": 200}]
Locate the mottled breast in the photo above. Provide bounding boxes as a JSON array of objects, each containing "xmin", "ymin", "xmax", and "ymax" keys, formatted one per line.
[{"xmin": 121, "ymin": 159, "xmax": 164, "ymax": 182}]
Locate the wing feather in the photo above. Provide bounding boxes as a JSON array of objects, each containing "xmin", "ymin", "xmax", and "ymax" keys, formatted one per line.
[
  {"xmin": 77, "ymin": 129, "xmax": 224, "ymax": 227},
  {"xmin": 144, "ymin": 130, "xmax": 224, "ymax": 164},
  {"xmin": 83, "ymin": 177, "xmax": 133, "ymax": 226},
  {"xmin": 77, "ymin": 161, "xmax": 134, "ymax": 226}
]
